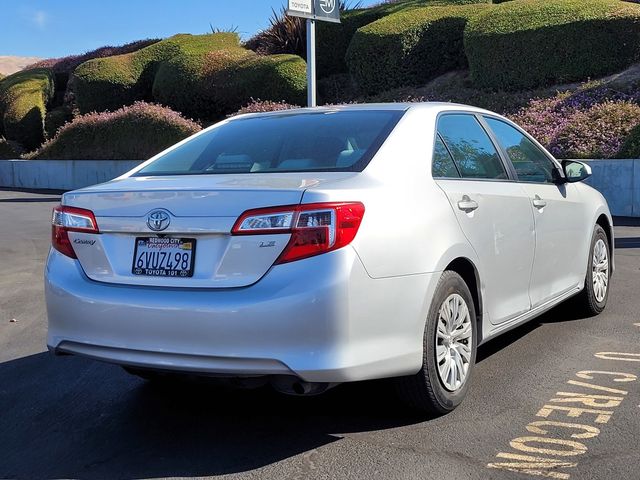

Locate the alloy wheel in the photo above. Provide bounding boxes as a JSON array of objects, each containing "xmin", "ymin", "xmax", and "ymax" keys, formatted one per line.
[
  {"xmin": 435, "ymin": 293, "xmax": 473, "ymax": 392},
  {"xmin": 592, "ymin": 238, "xmax": 609, "ymax": 303}
]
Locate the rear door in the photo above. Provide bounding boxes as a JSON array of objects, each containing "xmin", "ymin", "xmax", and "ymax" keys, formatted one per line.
[
  {"xmin": 434, "ymin": 113, "xmax": 535, "ymax": 325},
  {"xmin": 483, "ymin": 116, "xmax": 588, "ymax": 307}
]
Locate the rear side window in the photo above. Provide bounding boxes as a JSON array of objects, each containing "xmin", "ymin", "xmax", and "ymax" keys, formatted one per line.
[
  {"xmin": 432, "ymin": 134, "xmax": 460, "ymax": 178},
  {"xmin": 134, "ymin": 110, "xmax": 404, "ymax": 176},
  {"xmin": 484, "ymin": 117, "xmax": 556, "ymax": 183},
  {"xmin": 437, "ymin": 114, "xmax": 507, "ymax": 180}
]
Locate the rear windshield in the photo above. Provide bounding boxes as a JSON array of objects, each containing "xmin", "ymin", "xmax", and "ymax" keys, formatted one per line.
[{"xmin": 134, "ymin": 110, "xmax": 404, "ymax": 176}]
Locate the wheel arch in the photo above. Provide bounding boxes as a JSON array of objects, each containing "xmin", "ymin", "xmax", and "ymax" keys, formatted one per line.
[
  {"xmin": 445, "ymin": 257, "xmax": 484, "ymax": 343},
  {"xmin": 595, "ymin": 212, "xmax": 615, "ymax": 274}
]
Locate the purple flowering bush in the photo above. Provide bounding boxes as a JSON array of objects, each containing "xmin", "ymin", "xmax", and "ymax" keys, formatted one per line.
[
  {"xmin": 27, "ymin": 102, "xmax": 201, "ymax": 160},
  {"xmin": 551, "ymin": 101, "xmax": 640, "ymax": 159},
  {"xmin": 26, "ymin": 39, "xmax": 161, "ymax": 77},
  {"xmin": 510, "ymin": 86, "xmax": 640, "ymax": 158},
  {"xmin": 229, "ymin": 99, "xmax": 300, "ymax": 117}
]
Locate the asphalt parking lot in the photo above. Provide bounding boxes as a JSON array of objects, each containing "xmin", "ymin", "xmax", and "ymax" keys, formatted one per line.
[{"xmin": 0, "ymin": 188, "xmax": 639, "ymax": 480}]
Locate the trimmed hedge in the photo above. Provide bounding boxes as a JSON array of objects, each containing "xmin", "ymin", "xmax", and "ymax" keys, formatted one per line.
[
  {"xmin": 152, "ymin": 48, "xmax": 250, "ymax": 120},
  {"xmin": 316, "ymin": 0, "xmax": 489, "ymax": 78},
  {"xmin": 317, "ymin": 8, "xmax": 387, "ymax": 78},
  {"xmin": 209, "ymin": 53, "xmax": 307, "ymax": 115},
  {"xmin": 465, "ymin": 0, "xmax": 640, "ymax": 90},
  {"xmin": 153, "ymin": 48, "xmax": 306, "ymax": 120},
  {"xmin": 74, "ymin": 32, "xmax": 306, "ymax": 121},
  {"xmin": 617, "ymin": 124, "xmax": 640, "ymax": 158},
  {"xmin": 74, "ymin": 33, "xmax": 243, "ymax": 114},
  {"xmin": 45, "ymin": 105, "xmax": 74, "ymax": 138},
  {"xmin": 28, "ymin": 39, "xmax": 161, "ymax": 103},
  {"xmin": 28, "ymin": 102, "xmax": 201, "ymax": 160},
  {"xmin": 0, "ymin": 68, "xmax": 55, "ymax": 150},
  {"xmin": 347, "ymin": 4, "xmax": 488, "ymax": 94}
]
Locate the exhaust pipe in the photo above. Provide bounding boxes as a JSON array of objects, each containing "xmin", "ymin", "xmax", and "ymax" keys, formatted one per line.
[{"xmin": 271, "ymin": 376, "xmax": 338, "ymax": 396}]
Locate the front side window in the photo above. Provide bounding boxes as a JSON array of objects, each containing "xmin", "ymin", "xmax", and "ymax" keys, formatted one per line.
[
  {"xmin": 484, "ymin": 117, "xmax": 556, "ymax": 183},
  {"xmin": 437, "ymin": 114, "xmax": 507, "ymax": 180},
  {"xmin": 134, "ymin": 110, "xmax": 404, "ymax": 176}
]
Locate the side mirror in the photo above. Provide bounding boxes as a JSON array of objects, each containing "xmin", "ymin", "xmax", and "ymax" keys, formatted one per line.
[{"xmin": 561, "ymin": 160, "xmax": 592, "ymax": 183}]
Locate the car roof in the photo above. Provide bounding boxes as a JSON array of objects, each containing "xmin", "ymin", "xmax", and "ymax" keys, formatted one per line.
[{"xmin": 230, "ymin": 102, "xmax": 497, "ymax": 121}]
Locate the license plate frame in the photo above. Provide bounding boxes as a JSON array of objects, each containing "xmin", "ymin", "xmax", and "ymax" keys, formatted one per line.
[{"xmin": 131, "ymin": 237, "xmax": 196, "ymax": 278}]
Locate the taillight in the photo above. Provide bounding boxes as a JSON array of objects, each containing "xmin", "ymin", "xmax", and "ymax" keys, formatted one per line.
[
  {"xmin": 232, "ymin": 202, "xmax": 365, "ymax": 264},
  {"xmin": 51, "ymin": 205, "xmax": 99, "ymax": 258}
]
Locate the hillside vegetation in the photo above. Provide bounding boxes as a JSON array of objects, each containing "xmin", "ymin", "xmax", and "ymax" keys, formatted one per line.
[
  {"xmin": 1, "ymin": 0, "xmax": 640, "ymax": 160},
  {"xmin": 465, "ymin": 0, "xmax": 640, "ymax": 90}
]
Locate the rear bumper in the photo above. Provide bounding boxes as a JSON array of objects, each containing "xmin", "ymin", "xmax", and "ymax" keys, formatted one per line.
[{"xmin": 45, "ymin": 247, "xmax": 439, "ymax": 383}]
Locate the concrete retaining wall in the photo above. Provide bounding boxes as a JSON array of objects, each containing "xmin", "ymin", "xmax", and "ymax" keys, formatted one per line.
[
  {"xmin": 0, "ymin": 159, "xmax": 142, "ymax": 192},
  {"xmin": 583, "ymin": 159, "xmax": 639, "ymax": 217},
  {"xmin": 0, "ymin": 158, "xmax": 638, "ymax": 217}
]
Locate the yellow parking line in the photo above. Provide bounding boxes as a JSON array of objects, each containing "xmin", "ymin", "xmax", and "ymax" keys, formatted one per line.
[{"xmin": 487, "ymin": 354, "xmax": 639, "ymax": 479}]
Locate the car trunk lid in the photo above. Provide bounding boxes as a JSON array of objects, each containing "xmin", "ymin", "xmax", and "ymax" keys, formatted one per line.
[{"xmin": 62, "ymin": 173, "xmax": 355, "ymax": 288}]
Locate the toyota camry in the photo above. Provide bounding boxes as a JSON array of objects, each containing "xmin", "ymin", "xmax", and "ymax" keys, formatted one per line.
[{"xmin": 45, "ymin": 103, "xmax": 613, "ymax": 413}]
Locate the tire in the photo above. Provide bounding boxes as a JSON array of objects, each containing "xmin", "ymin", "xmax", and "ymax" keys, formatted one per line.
[
  {"xmin": 395, "ymin": 270, "xmax": 477, "ymax": 415},
  {"xmin": 573, "ymin": 224, "xmax": 610, "ymax": 316}
]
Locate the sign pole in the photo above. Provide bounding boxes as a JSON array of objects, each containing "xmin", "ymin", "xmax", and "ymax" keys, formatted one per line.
[
  {"xmin": 306, "ymin": 18, "xmax": 317, "ymax": 108},
  {"xmin": 288, "ymin": 0, "xmax": 340, "ymax": 107}
]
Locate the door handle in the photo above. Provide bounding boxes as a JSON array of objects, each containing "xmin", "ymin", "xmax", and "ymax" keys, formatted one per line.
[
  {"xmin": 457, "ymin": 195, "xmax": 479, "ymax": 212},
  {"xmin": 533, "ymin": 195, "xmax": 547, "ymax": 209}
]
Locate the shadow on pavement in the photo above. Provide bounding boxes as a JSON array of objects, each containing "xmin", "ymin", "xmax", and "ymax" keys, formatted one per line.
[
  {"xmin": 477, "ymin": 299, "xmax": 590, "ymax": 363},
  {"xmin": 0, "ymin": 301, "xmax": 596, "ymax": 478},
  {"xmin": 613, "ymin": 216, "xmax": 640, "ymax": 227},
  {"xmin": 0, "ymin": 352, "xmax": 425, "ymax": 479},
  {"xmin": 615, "ymin": 237, "xmax": 640, "ymax": 249}
]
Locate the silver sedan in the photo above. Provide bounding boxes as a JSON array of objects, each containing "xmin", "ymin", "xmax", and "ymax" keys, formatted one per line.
[{"xmin": 45, "ymin": 103, "xmax": 613, "ymax": 413}]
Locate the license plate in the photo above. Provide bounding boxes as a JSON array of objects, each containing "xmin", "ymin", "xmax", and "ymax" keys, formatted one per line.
[{"xmin": 132, "ymin": 237, "xmax": 196, "ymax": 277}]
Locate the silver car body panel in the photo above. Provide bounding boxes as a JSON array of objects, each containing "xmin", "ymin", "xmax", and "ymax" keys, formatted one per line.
[{"xmin": 45, "ymin": 102, "xmax": 614, "ymax": 382}]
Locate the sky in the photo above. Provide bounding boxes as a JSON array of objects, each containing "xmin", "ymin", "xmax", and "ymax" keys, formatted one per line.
[{"xmin": 0, "ymin": 0, "xmax": 379, "ymax": 59}]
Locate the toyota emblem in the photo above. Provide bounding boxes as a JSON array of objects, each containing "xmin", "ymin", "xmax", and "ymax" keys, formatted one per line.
[{"xmin": 147, "ymin": 210, "xmax": 171, "ymax": 232}]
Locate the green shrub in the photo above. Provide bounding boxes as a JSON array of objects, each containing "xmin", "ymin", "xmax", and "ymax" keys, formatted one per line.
[
  {"xmin": 347, "ymin": 4, "xmax": 488, "ymax": 94},
  {"xmin": 153, "ymin": 48, "xmax": 306, "ymax": 120},
  {"xmin": 210, "ymin": 53, "xmax": 307, "ymax": 115},
  {"xmin": 28, "ymin": 39, "xmax": 161, "ymax": 103},
  {"xmin": 44, "ymin": 105, "xmax": 74, "ymax": 138},
  {"xmin": 317, "ymin": 8, "xmax": 387, "ymax": 78},
  {"xmin": 245, "ymin": 6, "xmax": 306, "ymax": 58},
  {"xmin": 465, "ymin": 0, "xmax": 640, "ymax": 90},
  {"xmin": 28, "ymin": 102, "xmax": 201, "ymax": 160},
  {"xmin": 318, "ymin": 73, "xmax": 359, "ymax": 104},
  {"xmin": 617, "ymin": 124, "xmax": 640, "ymax": 158},
  {"xmin": 0, "ymin": 68, "xmax": 55, "ymax": 150},
  {"xmin": 317, "ymin": 0, "xmax": 490, "ymax": 78},
  {"xmin": 73, "ymin": 33, "xmax": 243, "ymax": 114},
  {"xmin": 152, "ymin": 48, "xmax": 251, "ymax": 120},
  {"xmin": 0, "ymin": 136, "xmax": 20, "ymax": 159}
]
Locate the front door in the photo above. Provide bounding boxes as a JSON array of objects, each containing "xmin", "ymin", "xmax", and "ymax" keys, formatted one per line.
[
  {"xmin": 434, "ymin": 114, "xmax": 535, "ymax": 325},
  {"xmin": 483, "ymin": 116, "xmax": 589, "ymax": 308}
]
